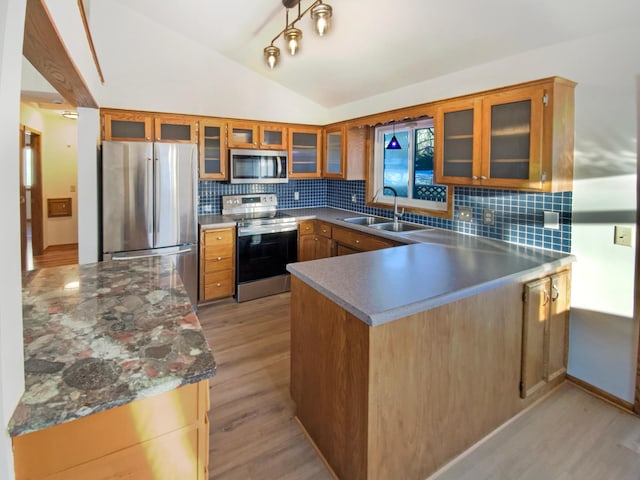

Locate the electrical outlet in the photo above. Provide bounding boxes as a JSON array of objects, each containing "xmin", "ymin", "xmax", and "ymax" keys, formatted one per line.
[
  {"xmin": 458, "ymin": 206, "xmax": 472, "ymax": 222},
  {"xmin": 482, "ymin": 209, "xmax": 495, "ymax": 225},
  {"xmin": 294, "ymin": 191, "xmax": 299, "ymax": 201},
  {"xmin": 614, "ymin": 225, "xmax": 632, "ymax": 247},
  {"xmin": 351, "ymin": 194, "xmax": 357, "ymax": 203}
]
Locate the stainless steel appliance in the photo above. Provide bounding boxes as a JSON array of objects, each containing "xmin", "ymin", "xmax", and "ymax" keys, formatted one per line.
[
  {"xmin": 222, "ymin": 194, "xmax": 297, "ymax": 302},
  {"xmin": 229, "ymin": 149, "xmax": 288, "ymax": 184},
  {"xmin": 101, "ymin": 141, "xmax": 198, "ymax": 306}
]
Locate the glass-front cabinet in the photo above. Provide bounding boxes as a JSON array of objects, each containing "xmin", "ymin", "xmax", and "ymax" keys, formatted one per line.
[
  {"xmin": 154, "ymin": 115, "xmax": 197, "ymax": 143},
  {"xmin": 436, "ymin": 77, "xmax": 574, "ymax": 192},
  {"xmin": 228, "ymin": 121, "xmax": 258, "ymax": 148},
  {"xmin": 323, "ymin": 125, "xmax": 344, "ymax": 178},
  {"xmin": 199, "ymin": 119, "xmax": 227, "ymax": 180},
  {"xmin": 436, "ymin": 99, "xmax": 481, "ymax": 185},
  {"xmin": 481, "ymin": 85, "xmax": 544, "ymax": 189},
  {"xmin": 289, "ymin": 126, "xmax": 322, "ymax": 178},
  {"xmin": 103, "ymin": 111, "xmax": 153, "ymax": 141},
  {"xmin": 259, "ymin": 125, "xmax": 287, "ymax": 150}
]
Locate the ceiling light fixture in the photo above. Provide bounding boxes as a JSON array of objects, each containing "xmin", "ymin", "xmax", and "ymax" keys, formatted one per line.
[
  {"xmin": 263, "ymin": 0, "xmax": 333, "ymax": 69},
  {"xmin": 61, "ymin": 111, "xmax": 79, "ymax": 120}
]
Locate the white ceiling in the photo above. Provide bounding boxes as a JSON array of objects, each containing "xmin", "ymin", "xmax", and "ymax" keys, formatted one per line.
[{"xmin": 100, "ymin": 0, "xmax": 639, "ymax": 108}]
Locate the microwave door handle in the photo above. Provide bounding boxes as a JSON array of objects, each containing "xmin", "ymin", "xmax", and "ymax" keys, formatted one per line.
[{"xmin": 276, "ymin": 156, "xmax": 282, "ymax": 178}]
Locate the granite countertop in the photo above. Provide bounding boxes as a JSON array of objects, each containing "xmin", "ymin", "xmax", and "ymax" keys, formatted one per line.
[{"xmin": 8, "ymin": 257, "xmax": 216, "ymax": 437}]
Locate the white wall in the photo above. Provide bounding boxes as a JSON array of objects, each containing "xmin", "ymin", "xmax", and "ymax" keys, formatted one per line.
[
  {"xmin": 330, "ymin": 28, "xmax": 640, "ymax": 402},
  {"xmin": 86, "ymin": 1, "xmax": 329, "ymax": 124},
  {"xmin": 0, "ymin": 1, "xmax": 26, "ymax": 479},
  {"xmin": 77, "ymin": 107, "xmax": 99, "ymax": 264},
  {"xmin": 20, "ymin": 105, "xmax": 79, "ymax": 248},
  {"xmin": 41, "ymin": 111, "xmax": 78, "ymax": 247}
]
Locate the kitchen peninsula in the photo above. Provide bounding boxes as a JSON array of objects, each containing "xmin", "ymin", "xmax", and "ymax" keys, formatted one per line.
[
  {"xmin": 286, "ymin": 213, "xmax": 574, "ymax": 480},
  {"xmin": 8, "ymin": 257, "xmax": 216, "ymax": 479}
]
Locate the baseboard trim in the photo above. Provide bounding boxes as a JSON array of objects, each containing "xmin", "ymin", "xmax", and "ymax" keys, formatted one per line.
[{"xmin": 566, "ymin": 374, "xmax": 635, "ymax": 413}]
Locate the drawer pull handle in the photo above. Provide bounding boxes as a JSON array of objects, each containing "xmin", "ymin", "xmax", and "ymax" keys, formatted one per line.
[
  {"xmin": 216, "ymin": 236, "xmax": 223, "ymax": 240},
  {"xmin": 216, "ymin": 283, "xmax": 221, "ymax": 287},
  {"xmin": 217, "ymin": 257, "xmax": 222, "ymax": 261},
  {"xmin": 355, "ymin": 240, "xmax": 360, "ymax": 244}
]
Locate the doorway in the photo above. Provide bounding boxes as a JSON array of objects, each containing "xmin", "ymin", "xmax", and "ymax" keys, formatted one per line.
[{"xmin": 20, "ymin": 126, "xmax": 43, "ymax": 270}]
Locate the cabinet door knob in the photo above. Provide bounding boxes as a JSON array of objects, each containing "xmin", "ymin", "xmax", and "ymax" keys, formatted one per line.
[
  {"xmin": 480, "ymin": 175, "xmax": 487, "ymax": 180},
  {"xmin": 472, "ymin": 176, "xmax": 479, "ymax": 180},
  {"xmin": 355, "ymin": 240, "xmax": 360, "ymax": 244},
  {"xmin": 217, "ymin": 256, "xmax": 222, "ymax": 261},
  {"xmin": 217, "ymin": 236, "xmax": 223, "ymax": 240},
  {"xmin": 216, "ymin": 283, "xmax": 221, "ymax": 287}
]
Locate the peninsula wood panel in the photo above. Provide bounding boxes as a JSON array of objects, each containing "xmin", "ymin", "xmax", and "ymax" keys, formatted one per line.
[
  {"xmin": 290, "ymin": 276, "xmax": 369, "ymax": 480},
  {"xmin": 290, "ymin": 271, "xmax": 569, "ymax": 480}
]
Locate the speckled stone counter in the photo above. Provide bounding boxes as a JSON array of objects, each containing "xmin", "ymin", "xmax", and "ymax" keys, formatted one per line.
[{"xmin": 8, "ymin": 257, "xmax": 216, "ymax": 437}]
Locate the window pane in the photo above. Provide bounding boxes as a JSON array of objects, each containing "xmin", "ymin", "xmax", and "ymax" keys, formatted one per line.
[
  {"xmin": 383, "ymin": 131, "xmax": 409, "ymax": 197},
  {"xmin": 414, "ymin": 127, "xmax": 440, "ymax": 201}
]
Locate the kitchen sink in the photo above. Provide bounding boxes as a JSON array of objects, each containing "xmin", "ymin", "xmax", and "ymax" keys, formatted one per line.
[
  {"xmin": 341, "ymin": 216, "xmax": 388, "ymax": 225},
  {"xmin": 368, "ymin": 222, "xmax": 428, "ymax": 232}
]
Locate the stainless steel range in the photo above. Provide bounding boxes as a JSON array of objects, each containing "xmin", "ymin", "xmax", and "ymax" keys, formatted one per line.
[{"xmin": 222, "ymin": 194, "xmax": 298, "ymax": 302}]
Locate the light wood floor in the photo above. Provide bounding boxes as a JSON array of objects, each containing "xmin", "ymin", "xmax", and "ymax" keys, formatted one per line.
[
  {"xmin": 198, "ymin": 293, "xmax": 640, "ymax": 480},
  {"xmin": 31, "ymin": 244, "xmax": 78, "ymax": 269}
]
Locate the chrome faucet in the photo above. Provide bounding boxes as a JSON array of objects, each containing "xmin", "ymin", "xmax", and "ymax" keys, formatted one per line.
[{"xmin": 373, "ymin": 186, "xmax": 404, "ymax": 227}]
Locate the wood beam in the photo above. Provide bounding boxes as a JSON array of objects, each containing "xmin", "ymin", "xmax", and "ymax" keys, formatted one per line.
[{"xmin": 23, "ymin": 0, "xmax": 98, "ymax": 108}]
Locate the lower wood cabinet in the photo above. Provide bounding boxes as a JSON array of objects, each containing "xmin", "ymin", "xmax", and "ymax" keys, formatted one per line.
[
  {"xmin": 298, "ymin": 220, "xmax": 333, "ymax": 262},
  {"xmin": 200, "ymin": 226, "xmax": 235, "ymax": 302},
  {"xmin": 12, "ymin": 380, "xmax": 210, "ymax": 480},
  {"xmin": 520, "ymin": 268, "xmax": 571, "ymax": 398},
  {"xmin": 332, "ymin": 225, "xmax": 399, "ymax": 254}
]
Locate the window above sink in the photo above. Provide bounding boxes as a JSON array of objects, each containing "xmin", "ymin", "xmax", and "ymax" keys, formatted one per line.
[{"xmin": 367, "ymin": 115, "xmax": 453, "ymax": 219}]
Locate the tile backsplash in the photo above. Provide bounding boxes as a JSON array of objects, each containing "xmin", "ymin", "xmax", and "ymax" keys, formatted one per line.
[{"xmin": 199, "ymin": 179, "xmax": 572, "ymax": 253}]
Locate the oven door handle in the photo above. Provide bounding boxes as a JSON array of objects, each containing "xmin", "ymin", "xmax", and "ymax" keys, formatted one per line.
[{"xmin": 238, "ymin": 224, "xmax": 298, "ymax": 236}]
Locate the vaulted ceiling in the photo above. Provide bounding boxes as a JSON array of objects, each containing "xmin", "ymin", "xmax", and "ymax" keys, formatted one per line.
[{"xmin": 99, "ymin": 0, "xmax": 638, "ymax": 108}]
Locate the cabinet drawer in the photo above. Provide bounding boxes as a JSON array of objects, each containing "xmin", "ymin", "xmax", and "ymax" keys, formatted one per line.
[
  {"xmin": 332, "ymin": 226, "xmax": 395, "ymax": 251},
  {"xmin": 298, "ymin": 220, "xmax": 316, "ymax": 235},
  {"xmin": 317, "ymin": 222, "xmax": 332, "ymax": 238},
  {"xmin": 203, "ymin": 256, "xmax": 233, "ymax": 273},
  {"xmin": 203, "ymin": 271, "xmax": 234, "ymax": 299},
  {"xmin": 203, "ymin": 228, "xmax": 234, "ymax": 246}
]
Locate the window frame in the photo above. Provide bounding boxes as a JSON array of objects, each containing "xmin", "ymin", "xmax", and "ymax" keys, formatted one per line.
[{"xmin": 369, "ymin": 118, "xmax": 452, "ymax": 216}]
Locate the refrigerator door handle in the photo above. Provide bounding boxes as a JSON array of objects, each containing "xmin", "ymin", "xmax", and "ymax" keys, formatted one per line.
[
  {"xmin": 111, "ymin": 247, "xmax": 193, "ymax": 261},
  {"xmin": 154, "ymin": 156, "xmax": 160, "ymax": 237},
  {"xmin": 147, "ymin": 156, "xmax": 154, "ymax": 237}
]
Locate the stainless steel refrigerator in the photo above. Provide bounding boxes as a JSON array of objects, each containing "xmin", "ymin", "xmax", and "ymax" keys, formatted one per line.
[{"xmin": 101, "ymin": 141, "xmax": 198, "ymax": 306}]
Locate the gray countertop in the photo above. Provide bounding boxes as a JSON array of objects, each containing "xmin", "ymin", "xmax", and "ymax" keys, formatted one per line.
[{"xmin": 199, "ymin": 206, "xmax": 575, "ymax": 326}]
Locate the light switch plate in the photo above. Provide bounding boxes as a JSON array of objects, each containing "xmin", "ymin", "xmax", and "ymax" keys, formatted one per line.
[
  {"xmin": 294, "ymin": 191, "xmax": 299, "ymax": 201},
  {"xmin": 458, "ymin": 206, "xmax": 472, "ymax": 222},
  {"xmin": 614, "ymin": 225, "xmax": 633, "ymax": 247},
  {"xmin": 543, "ymin": 211, "xmax": 560, "ymax": 230}
]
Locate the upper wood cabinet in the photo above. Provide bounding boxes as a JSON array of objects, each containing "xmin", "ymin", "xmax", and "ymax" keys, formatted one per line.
[
  {"xmin": 199, "ymin": 119, "xmax": 227, "ymax": 180},
  {"xmin": 435, "ymin": 77, "xmax": 575, "ymax": 192},
  {"xmin": 102, "ymin": 110, "xmax": 197, "ymax": 143},
  {"xmin": 102, "ymin": 111, "xmax": 153, "ymax": 141},
  {"xmin": 322, "ymin": 123, "xmax": 367, "ymax": 180},
  {"xmin": 227, "ymin": 121, "xmax": 258, "ymax": 148},
  {"xmin": 154, "ymin": 115, "xmax": 197, "ymax": 143},
  {"xmin": 289, "ymin": 125, "xmax": 322, "ymax": 178},
  {"xmin": 227, "ymin": 122, "xmax": 288, "ymax": 150},
  {"xmin": 259, "ymin": 124, "xmax": 287, "ymax": 150}
]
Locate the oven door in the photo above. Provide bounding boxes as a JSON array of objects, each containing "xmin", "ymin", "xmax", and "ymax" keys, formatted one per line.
[{"xmin": 236, "ymin": 227, "xmax": 298, "ymax": 284}]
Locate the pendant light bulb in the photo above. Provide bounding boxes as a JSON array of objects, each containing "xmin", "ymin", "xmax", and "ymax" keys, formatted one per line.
[
  {"xmin": 284, "ymin": 27, "xmax": 302, "ymax": 55},
  {"xmin": 264, "ymin": 45, "xmax": 280, "ymax": 69},
  {"xmin": 311, "ymin": 3, "xmax": 332, "ymax": 36}
]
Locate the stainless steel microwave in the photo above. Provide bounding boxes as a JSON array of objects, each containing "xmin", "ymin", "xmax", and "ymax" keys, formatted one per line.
[{"xmin": 229, "ymin": 149, "xmax": 288, "ymax": 184}]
